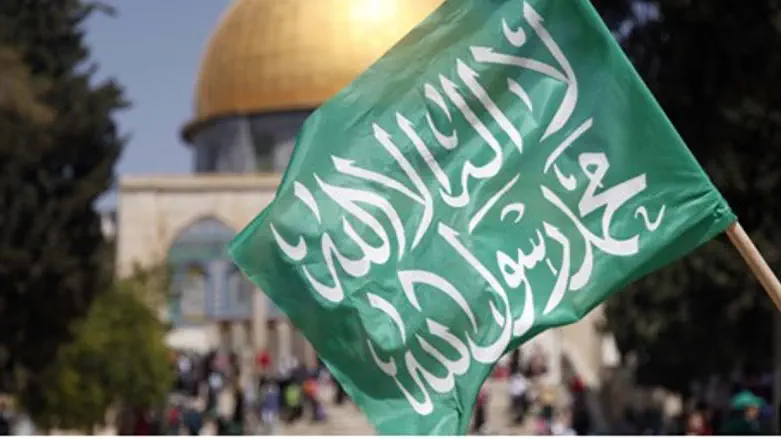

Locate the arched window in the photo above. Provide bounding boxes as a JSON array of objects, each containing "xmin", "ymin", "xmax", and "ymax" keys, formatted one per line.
[
  {"xmin": 178, "ymin": 263, "xmax": 208, "ymax": 322},
  {"xmin": 167, "ymin": 217, "xmax": 236, "ymax": 327}
]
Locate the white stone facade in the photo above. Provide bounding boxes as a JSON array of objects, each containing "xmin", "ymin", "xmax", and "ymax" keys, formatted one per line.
[
  {"xmin": 116, "ymin": 173, "xmax": 279, "ymax": 275},
  {"xmin": 116, "ymin": 173, "xmax": 317, "ymax": 371}
]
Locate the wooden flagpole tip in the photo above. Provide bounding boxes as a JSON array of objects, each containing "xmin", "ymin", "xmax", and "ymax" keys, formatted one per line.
[{"xmin": 726, "ymin": 222, "xmax": 781, "ymax": 312}]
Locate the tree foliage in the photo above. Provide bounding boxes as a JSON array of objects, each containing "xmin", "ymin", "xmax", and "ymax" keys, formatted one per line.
[
  {"xmin": 0, "ymin": 0, "xmax": 125, "ymax": 404},
  {"xmin": 596, "ymin": 0, "xmax": 781, "ymax": 392},
  {"xmin": 0, "ymin": 46, "xmax": 54, "ymax": 125},
  {"xmin": 25, "ymin": 277, "xmax": 173, "ymax": 432}
]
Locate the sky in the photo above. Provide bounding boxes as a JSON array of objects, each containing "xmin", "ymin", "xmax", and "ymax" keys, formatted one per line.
[{"xmin": 85, "ymin": 0, "xmax": 232, "ymax": 208}]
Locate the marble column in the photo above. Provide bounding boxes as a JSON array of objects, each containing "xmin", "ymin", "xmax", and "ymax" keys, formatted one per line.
[
  {"xmin": 251, "ymin": 288, "xmax": 268, "ymax": 354},
  {"xmin": 305, "ymin": 339, "xmax": 318, "ymax": 371},
  {"xmin": 277, "ymin": 320, "xmax": 292, "ymax": 365},
  {"xmin": 548, "ymin": 327, "xmax": 563, "ymax": 385},
  {"xmin": 290, "ymin": 329, "xmax": 317, "ymax": 369},
  {"xmin": 266, "ymin": 321, "xmax": 279, "ymax": 374},
  {"xmin": 218, "ymin": 321, "xmax": 232, "ymax": 353},
  {"xmin": 231, "ymin": 321, "xmax": 253, "ymax": 386}
]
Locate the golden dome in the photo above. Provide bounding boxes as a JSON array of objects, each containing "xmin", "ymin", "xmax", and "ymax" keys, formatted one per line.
[{"xmin": 182, "ymin": 0, "xmax": 445, "ymax": 142}]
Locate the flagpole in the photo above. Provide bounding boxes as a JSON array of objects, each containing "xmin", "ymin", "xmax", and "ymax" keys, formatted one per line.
[
  {"xmin": 726, "ymin": 222, "xmax": 781, "ymax": 434},
  {"xmin": 726, "ymin": 222, "xmax": 781, "ymax": 311}
]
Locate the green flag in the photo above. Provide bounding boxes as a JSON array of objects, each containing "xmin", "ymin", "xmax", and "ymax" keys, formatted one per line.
[{"xmin": 230, "ymin": 0, "xmax": 734, "ymax": 434}]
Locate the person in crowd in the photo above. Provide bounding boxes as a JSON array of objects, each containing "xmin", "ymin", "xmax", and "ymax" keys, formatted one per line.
[
  {"xmin": 258, "ymin": 376, "xmax": 280, "ymax": 434},
  {"xmin": 685, "ymin": 410, "xmax": 712, "ymax": 435},
  {"xmin": 316, "ymin": 357, "xmax": 329, "ymax": 379},
  {"xmin": 177, "ymin": 353, "xmax": 192, "ymax": 391},
  {"xmin": 508, "ymin": 369, "xmax": 529, "ymax": 425},
  {"xmin": 116, "ymin": 407, "xmax": 136, "ymax": 435},
  {"xmin": 147, "ymin": 408, "xmax": 163, "ymax": 435},
  {"xmin": 569, "ymin": 376, "xmax": 592, "ymax": 435},
  {"xmin": 256, "ymin": 349, "xmax": 271, "ymax": 377},
  {"xmin": 472, "ymin": 384, "xmax": 489, "ymax": 434},
  {"xmin": 525, "ymin": 345, "xmax": 549, "ymax": 409},
  {"xmin": 165, "ymin": 399, "xmax": 183, "ymax": 435},
  {"xmin": 284, "ymin": 379, "xmax": 303, "ymax": 423},
  {"xmin": 534, "ymin": 388, "xmax": 558, "ymax": 436},
  {"xmin": 551, "ymin": 408, "xmax": 576, "ymax": 436},
  {"xmin": 203, "ymin": 350, "xmax": 216, "ymax": 376},
  {"xmin": 229, "ymin": 352, "xmax": 240, "ymax": 376},
  {"xmin": 292, "ymin": 359, "xmax": 308, "ymax": 384},
  {"xmin": 182, "ymin": 401, "xmax": 203, "ymax": 436},
  {"xmin": 206, "ymin": 369, "xmax": 223, "ymax": 418},
  {"xmin": 525, "ymin": 345, "xmax": 549, "ymax": 379},
  {"xmin": 303, "ymin": 374, "xmax": 326, "ymax": 423},
  {"xmin": 231, "ymin": 378, "xmax": 245, "ymax": 434},
  {"xmin": 333, "ymin": 379, "xmax": 348, "ymax": 406},
  {"xmin": 277, "ymin": 357, "xmax": 294, "ymax": 418},
  {"xmin": 720, "ymin": 390, "xmax": 768, "ymax": 435},
  {"xmin": 614, "ymin": 408, "xmax": 641, "ymax": 435},
  {"xmin": 215, "ymin": 351, "xmax": 229, "ymax": 376},
  {"xmin": 509, "ymin": 348, "xmax": 522, "ymax": 375},
  {"xmin": 0, "ymin": 401, "xmax": 12, "ymax": 436},
  {"xmin": 131, "ymin": 408, "xmax": 151, "ymax": 435},
  {"xmin": 638, "ymin": 405, "xmax": 665, "ymax": 435},
  {"xmin": 215, "ymin": 416, "xmax": 230, "ymax": 435},
  {"xmin": 708, "ymin": 406, "xmax": 726, "ymax": 436}
]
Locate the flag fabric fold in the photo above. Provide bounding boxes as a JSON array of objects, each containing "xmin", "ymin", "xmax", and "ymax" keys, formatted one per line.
[{"xmin": 230, "ymin": 0, "xmax": 734, "ymax": 434}]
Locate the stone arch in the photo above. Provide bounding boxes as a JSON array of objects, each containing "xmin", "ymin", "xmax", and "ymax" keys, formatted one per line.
[
  {"xmin": 160, "ymin": 210, "xmax": 241, "ymax": 257},
  {"xmin": 167, "ymin": 217, "xmax": 244, "ymax": 327},
  {"xmin": 167, "ymin": 215, "xmax": 237, "ymax": 258}
]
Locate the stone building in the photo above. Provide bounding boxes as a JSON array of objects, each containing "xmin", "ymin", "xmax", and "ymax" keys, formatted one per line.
[{"xmin": 115, "ymin": 0, "xmax": 618, "ymax": 386}]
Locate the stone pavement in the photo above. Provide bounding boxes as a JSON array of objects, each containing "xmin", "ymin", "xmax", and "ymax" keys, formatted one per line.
[
  {"xmin": 51, "ymin": 378, "xmax": 538, "ymax": 435},
  {"xmin": 274, "ymin": 379, "xmax": 534, "ymax": 435}
]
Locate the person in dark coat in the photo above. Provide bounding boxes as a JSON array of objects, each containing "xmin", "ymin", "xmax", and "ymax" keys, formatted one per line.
[
  {"xmin": 472, "ymin": 386, "xmax": 488, "ymax": 434},
  {"xmin": 231, "ymin": 381, "xmax": 245, "ymax": 434},
  {"xmin": 509, "ymin": 349, "xmax": 522, "ymax": 375},
  {"xmin": 334, "ymin": 380, "xmax": 348, "ymax": 405},
  {"xmin": 0, "ymin": 401, "xmax": 12, "ymax": 436},
  {"xmin": 720, "ymin": 390, "xmax": 768, "ymax": 435},
  {"xmin": 570, "ymin": 377, "xmax": 592, "ymax": 435},
  {"xmin": 182, "ymin": 404, "xmax": 203, "ymax": 436}
]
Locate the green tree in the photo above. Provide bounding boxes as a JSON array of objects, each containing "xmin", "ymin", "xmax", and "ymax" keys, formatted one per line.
[
  {"xmin": 597, "ymin": 0, "xmax": 781, "ymax": 392},
  {"xmin": 0, "ymin": 0, "xmax": 125, "ymax": 405},
  {"xmin": 0, "ymin": 45, "xmax": 54, "ymax": 125},
  {"xmin": 26, "ymin": 276, "xmax": 173, "ymax": 432}
]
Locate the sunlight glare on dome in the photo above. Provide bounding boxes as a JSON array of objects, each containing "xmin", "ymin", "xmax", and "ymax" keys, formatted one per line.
[{"xmin": 350, "ymin": 0, "xmax": 398, "ymax": 22}]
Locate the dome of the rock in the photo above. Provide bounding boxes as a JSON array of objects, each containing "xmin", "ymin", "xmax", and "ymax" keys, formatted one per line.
[{"xmin": 182, "ymin": 0, "xmax": 445, "ymax": 143}]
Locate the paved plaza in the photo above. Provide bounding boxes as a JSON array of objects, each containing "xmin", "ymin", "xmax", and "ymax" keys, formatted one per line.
[{"xmin": 272, "ymin": 379, "xmax": 534, "ymax": 435}]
